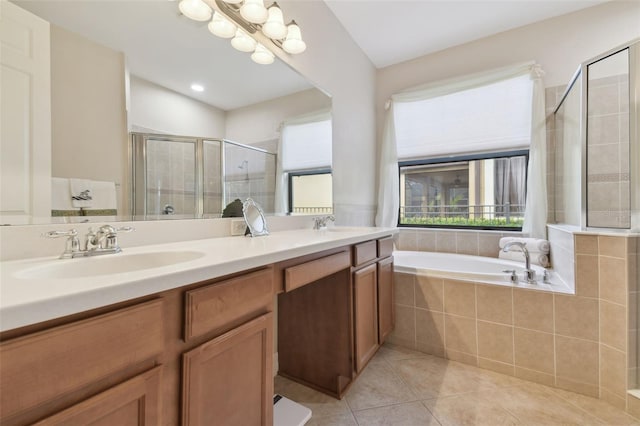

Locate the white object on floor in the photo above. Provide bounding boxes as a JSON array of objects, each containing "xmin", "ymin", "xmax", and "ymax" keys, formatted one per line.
[{"xmin": 274, "ymin": 394, "xmax": 312, "ymax": 426}]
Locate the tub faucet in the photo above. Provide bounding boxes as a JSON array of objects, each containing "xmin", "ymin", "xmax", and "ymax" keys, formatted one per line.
[{"xmin": 502, "ymin": 241, "xmax": 536, "ymax": 284}]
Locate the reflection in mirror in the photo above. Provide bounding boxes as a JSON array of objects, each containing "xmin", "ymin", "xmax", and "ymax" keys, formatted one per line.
[
  {"xmin": 243, "ymin": 198, "xmax": 269, "ymax": 237},
  {"xmin": 1, "ymin": 1, "xmax": 332, "ymax": 225},
  {"xmin": 586, "ymin": 48, "xmax": 630, "ymax": 229}
]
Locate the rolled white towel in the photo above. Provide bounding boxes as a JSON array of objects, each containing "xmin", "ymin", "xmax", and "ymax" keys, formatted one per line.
[
  {"xmin": 499, "ymin": 237, "xmax": 550, "ymax": 254},
  {"xmin": 499, "ymin": 250, "xmax": 550, "ymax": 268}
]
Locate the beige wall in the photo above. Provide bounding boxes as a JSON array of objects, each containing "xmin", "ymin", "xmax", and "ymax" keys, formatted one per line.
[
  {"xmin": 50, "ymin": 24, "xmax": 128, "ymax": 213},
  {"xmin": 128, "ymin": 75, "xmax": 226, "ymax": 138},
  {"xmin": 275, "ymin": 0, "xmax": 377, "ymax": 225},
  {"xmin": 225, "ymin": 88, "xmax": 331, "ymax": 152}
]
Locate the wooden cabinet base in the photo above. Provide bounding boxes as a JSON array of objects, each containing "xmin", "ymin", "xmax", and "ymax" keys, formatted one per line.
[{"xmin": 182, "ymin": 313, "xmax": 274, "ymax": 426}]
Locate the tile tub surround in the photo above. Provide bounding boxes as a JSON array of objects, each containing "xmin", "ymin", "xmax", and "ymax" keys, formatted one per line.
[
  {"xmin": 394, "ymin": 228, "xmax": 523, "ymax": 258},
  {"xmin": 390, "ymin": 232, "xmax": 639, "ymax": 414},
  {"xmin": 275, "ymin": 343, "xmax": 640, "ymax": 425}
]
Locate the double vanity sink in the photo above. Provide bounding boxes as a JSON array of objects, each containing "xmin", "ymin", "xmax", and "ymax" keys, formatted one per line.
[
  {"xmin": 0, "ymin": 226, "xmax": 396, "ymax": 332},
  {"xmin": 0, "ymin": 225, "xmax": 397, "ymax": 425}
]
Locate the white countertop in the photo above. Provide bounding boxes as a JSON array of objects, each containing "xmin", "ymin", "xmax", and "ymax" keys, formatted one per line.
[{"xmin": 0, "ymin": 227, "xmax": 396, "ymax": 332}]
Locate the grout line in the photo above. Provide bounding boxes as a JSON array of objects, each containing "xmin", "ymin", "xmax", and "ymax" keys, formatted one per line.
[{"xmin": 553, "ymin": 293, "xmax": 557, "ymax": 386}]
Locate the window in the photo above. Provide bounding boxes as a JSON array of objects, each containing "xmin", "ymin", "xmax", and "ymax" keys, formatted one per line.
[
  {"xmin": 288, "ymin": 169, "xmax": 333, "ymax": 214},
  {"xmin": 399, "ymin": 151, "xmax": 527, "ymax": 229},
  {"xmin": 391, "ymin": 71, "xmax": 535, "ymax": 230},
  {"xmin": 277, "ymin": 111, "xmax": 333, "ymax": 214}
]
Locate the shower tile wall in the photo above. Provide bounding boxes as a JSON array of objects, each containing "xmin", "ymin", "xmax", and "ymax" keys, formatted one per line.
[
  {"xmin": 146, "ymin": 140, "xmax": 196, "ymax": 215},
  {"xmin": 587, "ymin": 74, "xmax": 630, "ymax": 228},
  {"xmin": 223, "ymin": 146, "xmax": 276, "ymax": 213}
]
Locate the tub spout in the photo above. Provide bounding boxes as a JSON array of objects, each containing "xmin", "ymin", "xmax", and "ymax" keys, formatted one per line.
[{"xmin": 503, "ymin": 241, "xmax": 536, "ymax": 284}]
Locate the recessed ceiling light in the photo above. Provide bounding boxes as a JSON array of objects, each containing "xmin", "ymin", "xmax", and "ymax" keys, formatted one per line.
[{"xmin": 191, "ymin": 83, "xmax": 205, "ymax": 92}]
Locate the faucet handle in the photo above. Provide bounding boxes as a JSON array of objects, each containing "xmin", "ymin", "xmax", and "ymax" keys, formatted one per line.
[
  {"xmin": 42, "ymin": 229, "xmax": 78, "ymax": 239},
  {"xmin": 502, "ymin": 269, "xmax": 517, "ymax": 283},
  {"xmin": 43, "ymin": 229, "xmax": 80, "ymax": 257}
]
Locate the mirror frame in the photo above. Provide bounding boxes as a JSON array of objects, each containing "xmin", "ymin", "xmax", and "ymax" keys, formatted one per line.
[{"xmin": 242, "ymin": 198, "xmax": 269, "ymax": 237}]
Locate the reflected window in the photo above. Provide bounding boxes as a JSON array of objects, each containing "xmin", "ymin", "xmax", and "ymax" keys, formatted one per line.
[{"xmin": 288, "ymin": 169, "xmax": 333, "ymax": 214}]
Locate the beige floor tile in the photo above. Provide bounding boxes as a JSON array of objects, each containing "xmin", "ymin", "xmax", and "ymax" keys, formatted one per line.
[
  {"xmin": 482, "ymin": 384, "xmax": 604, "ymax": 425},
  {"xmin": 424, "ymin": 393, "xmax": 521, "ymax": 426},
  {"xmin": 344, "ymin": 358, "xmax": 418, "ymax": 411},
  {"xmin": 353, "ymin": 401, "xmax": 439, "ymax": 425},
  {"xmin": 277, "ymin": 344, "xmax": 635, "ymax": 426},
  {"xmin": 375, "ymin": 343, "xmax": 430, "ymax": 362},
  {"xmin": 306, "ymin": 413, "xmax": 358, "ymax": 426},
  {"xmin": 274, "ymin": 376, "xmax": 351, "ymax": 419},
  {"xmin": 550, "ymin": 387, "xmax": 640, "ymax": 425},
  {"xmin": 390, "ymin": 355, "xmax": 503, "ymax": 399}
]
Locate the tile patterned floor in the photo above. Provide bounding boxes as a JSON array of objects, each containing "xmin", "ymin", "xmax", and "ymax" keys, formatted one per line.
[{"xmin": 274, "ymin": 344, "xmax": 640, "ymax": 426}]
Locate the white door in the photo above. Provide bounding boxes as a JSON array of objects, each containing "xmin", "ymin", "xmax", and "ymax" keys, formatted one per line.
[{"xmin": 0, "ymin": 2, "xmax": 51, "ymax": 224}]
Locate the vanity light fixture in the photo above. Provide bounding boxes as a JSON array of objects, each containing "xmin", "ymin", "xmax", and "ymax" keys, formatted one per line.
[
  {"xmin": 239, "ymin": 0, "xmax": 268, "ymax": 24},
  {"xmin": 251, "ymin": 43, "xmax": 275, "ymax": 64},
  {"xmin": 178, "ymin": 0, "xmax": 212, "ymax": 21},
  {"xmin": 208, "ymin": 11, "xmax": 237, "ymax": 38},
  {"xmin": 231, "ymin": 28, "xmax": 257, "ymax": 52},
  {"xmin": 177, "ymin": 0, "xmax": 306, "ymax": 64}
]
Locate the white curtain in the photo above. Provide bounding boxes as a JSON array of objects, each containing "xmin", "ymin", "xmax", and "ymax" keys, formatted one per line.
[
  {"xmin": 522, "ymin": 67, "xmax": 547, "ymax": 238},
  {"xmin": 275, "ymin": 109, "xmax": 332, "ymax": 214},
  {"xmin": 375, "ymin": 102, "xmax": 399, "ymax": 227},
  {"xmin": 376, "ymin": 61, "xmax": 546, "ymax": 229}
]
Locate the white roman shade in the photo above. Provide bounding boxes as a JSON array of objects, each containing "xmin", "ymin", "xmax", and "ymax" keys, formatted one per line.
[
  {"xmin": 281, "ymin": 112, "xmax": 332, "ymax": 171},
  {"xmin": 394, "ymin": 73, "xmax": 533, "ymax": 160}
]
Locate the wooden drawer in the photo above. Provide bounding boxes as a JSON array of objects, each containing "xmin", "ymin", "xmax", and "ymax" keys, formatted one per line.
[
  {"xmin": 377, "ymin": 236, "xmax": 394, "ymax": 258},
  {"xmin": 185, "ymin": 268, "xmax": 273, "ymax": 341},
  {"xmin": 353, "ymin": 240, "xmax": 377, "ymax": 267},
  {"xmin": 0, "ymin": 299, "xmax": 164, "ymax": 421},
  {"xmin": 284, "ymin": 250, "xmax": 351, "ymax": 292}
]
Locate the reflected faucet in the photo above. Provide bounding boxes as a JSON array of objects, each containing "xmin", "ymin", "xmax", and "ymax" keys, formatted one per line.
[{"xmin": 502, "ymin": 241, "xmax": 536, "ymax": 284}]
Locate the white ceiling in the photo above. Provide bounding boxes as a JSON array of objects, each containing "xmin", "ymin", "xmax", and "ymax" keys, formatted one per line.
[
  {"xmin": 324, "ymin": 0, "xmax": 609, "ymax": 68},
  {"xmin": 14, "ymin": 0, "xmax": 608, "ymax": 109}
]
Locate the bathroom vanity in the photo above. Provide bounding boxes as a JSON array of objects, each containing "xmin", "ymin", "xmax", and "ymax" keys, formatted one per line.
[{"xmin": 0, "ymin": 227, "xmax": 395, "ymax": 425}]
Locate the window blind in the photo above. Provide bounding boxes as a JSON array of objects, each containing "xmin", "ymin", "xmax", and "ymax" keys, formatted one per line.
[
  {"xmin": 281, "ymin": 118, "xmax": 332, "ymax": 171},
  {"xmin": 394, "ymin": 74, "xmax": 533, "ymax": 160}
]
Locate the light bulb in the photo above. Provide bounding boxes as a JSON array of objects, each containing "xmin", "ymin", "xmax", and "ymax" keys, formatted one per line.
[
  {"xmin": 231, "ymin": 28, "xmax": 257, "ymax": 53},
  {"xmin": 240, "ymin": 0, "xmax": 268, "ymax": 24},
  {"xmin": 251, "ymin": 43, "xmax": 274, "ymax": 65},
  {"xmin": 261, "ymin": 3, "xmax": 287, "ymax": 39},
  {"xmin": 282, "ymin": 21, "xmax": 306, "ymax": 54},
  {"xmin": 208, "ymin": 11, "xmax": 237, "ymax": 38},
  {"xmin": 178, "ymin": 0, "xmax": 212, "ymax": 21}
]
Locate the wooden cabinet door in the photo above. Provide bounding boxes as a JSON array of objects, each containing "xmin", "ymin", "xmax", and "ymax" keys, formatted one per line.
[
  {"xmin": 182, "ymin": 313, "xmax": 273, "ymax": 426},
  {"xmin": 34, "ymin": 367, "xmax": 162, "ymax": 426},
  {"xmin": 353, "ymin": 264, "xmax": 379, "ymax": 372},
  {"xmin": 377, "ymin": 257, "xmax": 395, "ymax": 344}
]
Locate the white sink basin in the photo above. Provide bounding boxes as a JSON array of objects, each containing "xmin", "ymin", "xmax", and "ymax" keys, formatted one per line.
[{"xmin": 15, "ymin": 251, "xmax": 206, "ymax": 280}]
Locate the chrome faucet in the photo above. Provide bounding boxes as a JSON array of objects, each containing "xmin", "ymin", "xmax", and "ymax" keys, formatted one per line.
[
  {"xmin": 312, "ymin": 215, "xmax": 335, "ymax": 230},
  {"xmin": 44, "ymin": 225, "xmax": 134, "ymax": 259},
  {"xmin": 502, "ymin": 241, "xmax": 536, "ymax": 284}
]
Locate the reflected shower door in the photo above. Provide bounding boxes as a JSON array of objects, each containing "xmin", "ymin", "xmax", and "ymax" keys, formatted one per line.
[{"xmin": 144, "ymin": 138, "xmax": 197, "ymax": 217}]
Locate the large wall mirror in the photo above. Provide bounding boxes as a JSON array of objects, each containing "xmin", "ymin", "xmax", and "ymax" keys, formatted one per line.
[{"xmin": 1, "ymin": 0, "xmax": 332, "ymax": 225}]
